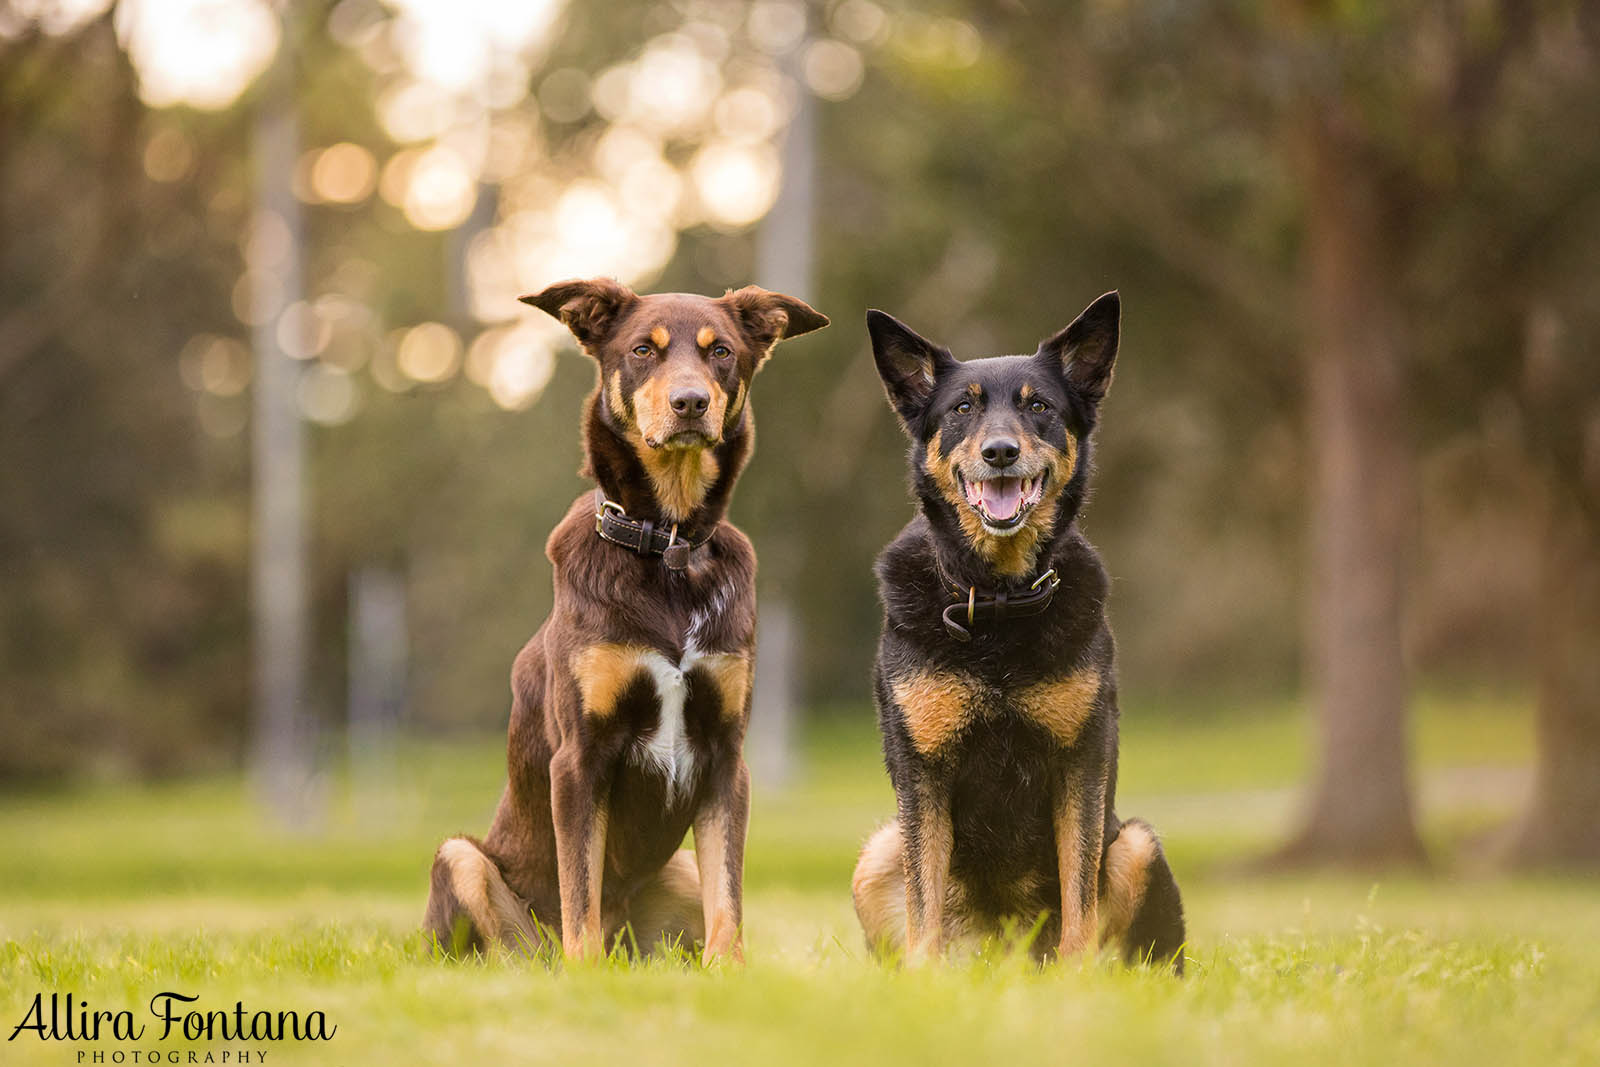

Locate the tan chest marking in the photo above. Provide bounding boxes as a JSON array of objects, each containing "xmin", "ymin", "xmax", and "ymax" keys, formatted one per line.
[
  {"xmin": 892, "ymin": 665, "xmax": 1102, "ymax": 755},
  {"xmin": 570, "ymin": 643, "xmax": 651, "ymax": 718},
  {"xmin": 1015, "ymin": 666, "xmax": 1102, "ymax": 746},
  {"xmin": 892, "ymin": 670, "xmax": 977, "ymax": 756},
  {"xmin": 570, "ymin": 641, "xmax": 743, "ymax": 801},
  {"xmin": 692, "ymin": 650, "xmax": 751, "ymax": 722}
]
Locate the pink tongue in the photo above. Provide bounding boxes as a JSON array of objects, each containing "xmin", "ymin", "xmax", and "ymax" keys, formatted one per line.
[{"xmin": 978, "ymin": 477, "xmax": 1023, "ymax": 520}]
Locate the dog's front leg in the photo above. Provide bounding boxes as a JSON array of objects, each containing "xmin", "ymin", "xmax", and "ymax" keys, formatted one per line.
[
  {"xmin": 901, "ymin": 772, "xmax": 953, "ymax": 962},
  {"xmin": 692, "ymin": 757, "xmax": 750, "ymax": 964},
  {"xmin": 551, "ymin": 742, "xmax": 608, "ymax": 961},
  {"xmin": 1053, "ymin": 759, "xmax": 1107, "ymax": 961}
]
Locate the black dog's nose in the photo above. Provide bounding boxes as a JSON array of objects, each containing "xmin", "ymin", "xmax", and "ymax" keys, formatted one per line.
[
  {"xmin": 981, "ymin": 437, "xmax": 1020, "ymax": 468},
  {"xmin": 670, "ymin": 388, "xmax": 710, "ymax": 418}
]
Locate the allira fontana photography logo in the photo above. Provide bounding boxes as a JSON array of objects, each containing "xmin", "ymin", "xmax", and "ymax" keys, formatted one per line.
[{"xmin": 9, "ymin": 992, "xmax": 335, "ymax": 1062}]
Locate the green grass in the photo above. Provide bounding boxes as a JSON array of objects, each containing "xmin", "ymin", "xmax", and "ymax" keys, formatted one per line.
[{"xmin": 3, "ymin": 694, "xmax": 1596, "ymax": 1066}]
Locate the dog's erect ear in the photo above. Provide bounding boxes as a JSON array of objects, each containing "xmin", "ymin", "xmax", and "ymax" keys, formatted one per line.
[
  {"xmin": 1037, "ymin": 291, "xmax": 1120, "ymax": 403},
  {"xmin": 720, "ymin": 286, "xmax": 830, "ymax": 356},
  {"xmin": 520, "ymin": 278, "xmax": 638, "ymax": 350},
  {"xmin": 867, "ymin": 309, "xmax": 956, "ymax": 429}
]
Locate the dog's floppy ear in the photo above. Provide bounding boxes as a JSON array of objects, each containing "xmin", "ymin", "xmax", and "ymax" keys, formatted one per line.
[
  {"xmin": 520, "ymin": 278, "xmax": 638, "ymax": 351},
  {"xmin": 867, "ymin": 309, "xmax": 956, "ymax": 429},
  {"xmin": 1036, "ymin": 291, "xmax": 1120, "ymax": 403},
  {"xmin": 721, "ymin": 286, "xmax": 829, "ymax": 357}
]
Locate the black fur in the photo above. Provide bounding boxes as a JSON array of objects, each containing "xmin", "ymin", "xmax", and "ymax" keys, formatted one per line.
[{"xmin": 856, "ymin": 292, "xmax": 1185, "ymax": 970}]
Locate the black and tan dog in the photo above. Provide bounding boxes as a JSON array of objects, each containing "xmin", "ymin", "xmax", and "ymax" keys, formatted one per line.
[
  {"xmin": 851, "ymin": 292, "xmax": 1185, "ymax": 971},
  {"xmin": 424, "ymin": 278, "xmax": 826, "ymax": 963}
]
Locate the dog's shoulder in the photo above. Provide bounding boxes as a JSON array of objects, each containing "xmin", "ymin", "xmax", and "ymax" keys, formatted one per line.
[
  {"xmin": 545, "ymin": 493, "xmax": 600, "ymax": 569},
  {"xmin": 1041, "ymin": 525, "xmax": 1111, "ymax": 610},
  {"xmin": 873, "ymin": 515, "xmax": 945, "ymax": 622},
  {"xmin": 706, "ymin": 518, "xmax": 756, "ymax": 578}
]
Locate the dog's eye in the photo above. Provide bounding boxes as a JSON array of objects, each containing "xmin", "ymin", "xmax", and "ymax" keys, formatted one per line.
[
  {"xmin": 1029, "ymin": 399, "xmax": 1048, "ymax": 413},
  {"xmin": 711, "ymin": 344, "xmax": 732, "ymax": 360},
  {"xmin": 955, "ymin": 401, "xmax": 973, "ymax": 415},
  {"xmin": 631, "ymin": 345, "xmax": 652, "ymax": 358}
]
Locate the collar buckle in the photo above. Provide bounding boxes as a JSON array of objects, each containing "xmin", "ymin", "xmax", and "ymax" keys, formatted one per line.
[{"xmin": 939, "ymin": 564, "xmax": 1062, "ymax": 642}]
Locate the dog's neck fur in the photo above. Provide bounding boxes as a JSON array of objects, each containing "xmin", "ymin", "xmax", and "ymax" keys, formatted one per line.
[{"xmin": 581, "ymin": 390, "xmax": 752, "ymax": 533}]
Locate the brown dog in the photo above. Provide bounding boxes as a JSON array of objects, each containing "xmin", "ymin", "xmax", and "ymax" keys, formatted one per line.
[{"xmin": 423, "ymin": 278, "xmax": 827, "ymax": 963}]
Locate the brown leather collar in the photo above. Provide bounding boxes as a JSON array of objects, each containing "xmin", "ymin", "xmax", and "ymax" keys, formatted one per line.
[
  {"xmin": 938, "ymin": 566, "xmax": 1061, "ymax": 642},
  {"xmin": 593, "ymin": 490, "xmax": 712, "ymax": 571}
]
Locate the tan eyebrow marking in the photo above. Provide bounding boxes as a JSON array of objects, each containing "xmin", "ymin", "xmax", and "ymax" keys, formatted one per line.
[
  {"xmin": 696, "ymin": 326, "xmax": 716, "ymax": 348},
  {"xmin": 967, "ymin": 383, "xmax": 982, "ymax": 397},
  {"xmin": 1020, "ymin": 383, "xmax": 1035, "ymax": 400},
  {"xmin": 650, "ymin": 326, "xmax": 670, "ymax": 349}
]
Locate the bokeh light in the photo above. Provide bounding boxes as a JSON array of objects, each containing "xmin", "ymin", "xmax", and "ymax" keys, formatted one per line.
[
  {"xmin": 747, "ymin": 0, "xmax": 807, "ymax": 55},
  {"xmin": 114, "ymin": 0, "xmax": 281, "ymax": 110},
  {"xmin": 464, "ymin": 325, "xmax": 557, "ymax": 410},
  {"xmin": 831, "ymin": 0, "xmax": 890, "ymax": 46},
  {"xmin": 713, "ymin": 86, "xmax": 784, "ymax": 143},
  {"xmin": 143, "ymin": 127, "xmax": 197, "ymax": 183},
  {"xmin": 309, "ymin": 142, "xmax": 378, "ymax": 204},
  {"xmin": 296, "ymin": 363, "xmax": 361, "ymax": 425},
  {"xmin": 276, "ymin": 301, "xmax": 332, "ymax": 360},
  {"xmin": 403, "ymin": 145, "xmax": 478, "ymax": 230},
  {"xmin": 691, "ymin": 141, "xmax": 781, "ymax": 230},
  {"xmin": 376, "ymin": 79, "xmax": 456, "ymax": 144},
  {"xmin": 396, "ymin": 322, "xmax": 463, "ymax": 383},
  {"xmin": 179, "ymin": 334, "xmax": 252, "ymax": 397},
  {"xmin": 231, "ymin": 270, "xmax": 283, "ymax": 327},
  {"xmin": 803, "ymin": 39, "xmax": 864, "ymax": 101}
]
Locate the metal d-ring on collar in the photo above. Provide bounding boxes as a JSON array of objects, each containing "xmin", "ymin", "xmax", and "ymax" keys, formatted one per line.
[
  {"xmin": 592, "ymin": 489, "xmax": 711, "ymax": 571},
  {"xmin": 939, "ymin": 566, "xmax": 1062, "ymax": 642}
]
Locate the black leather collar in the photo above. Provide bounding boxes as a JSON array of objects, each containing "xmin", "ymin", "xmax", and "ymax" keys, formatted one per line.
[
  {"xmin": 937, "ymin": 566, "xmax": 1061, "ymax": 642},
  {"xmin": 593, "ymin": 490, "xmax": 711, "ymax": 571}
]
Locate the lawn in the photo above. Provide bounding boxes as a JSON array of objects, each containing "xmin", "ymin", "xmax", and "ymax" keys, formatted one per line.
[{"xmin": 3, "ymin": 693, "xmax": 1596, "ymax": 1066}]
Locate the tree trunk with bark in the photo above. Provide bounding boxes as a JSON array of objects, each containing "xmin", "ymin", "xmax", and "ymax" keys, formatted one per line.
[{"xmin": 1277, "ymin": 105, "xmax": 1428, "ymax": 866}]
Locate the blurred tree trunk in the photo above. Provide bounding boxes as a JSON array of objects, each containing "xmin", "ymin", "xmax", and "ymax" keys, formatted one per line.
[
  {"xmin": 1279, "ymin": 105, "xmax": 1426, "ymax": 865},
  {"xmin": 1504, "ymin": 309, "xmax": 1600, "ymax": 868},
  {"xmin": 1504, "ymin": 487, "xmax": 1600, "ymax": 866}
]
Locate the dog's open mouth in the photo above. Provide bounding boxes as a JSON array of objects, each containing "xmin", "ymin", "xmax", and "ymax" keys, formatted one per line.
[{"xmin": 958, "ymin": 470, "xmax": 1048, "ymax": 531}]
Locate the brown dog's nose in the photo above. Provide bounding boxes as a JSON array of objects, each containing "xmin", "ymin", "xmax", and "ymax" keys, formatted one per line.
[
  {"xmin": 670, "ymin": 388, "xmax": 710, "ymax": 418},
  {"xmin": 981, "ymin": 437, "xmax": 1020, "ymax": 468}
]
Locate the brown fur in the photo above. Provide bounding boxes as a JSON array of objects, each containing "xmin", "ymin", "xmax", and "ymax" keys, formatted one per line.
[
  {"xmin": 852, "ymin": 822, "xmax": 909, "ymax": 954},
  {"xmin": 701, "ymin": 652, "xmax": 753, "ymax": 723},
  {"xmin": 1054, "ymin": 786, "xmax": 1099, "ymax": 957},
  {"xmin": 892, "ymin": 669, "xmax": 975, "ymax": 756},
  {"xmin": 1016, "ymin": 667, "xmax": 1102, "ymax": 747},
  {"xmin": 423, "ymin": 280, "xmax": 826, "ymax": 963},
  {"xmin": 1098, "ymin": 820, "xmax": 1157, "ymax": 947},
  {"xmin": 906, "ymin": 776, "xmax": 954, "ymax": 961}
]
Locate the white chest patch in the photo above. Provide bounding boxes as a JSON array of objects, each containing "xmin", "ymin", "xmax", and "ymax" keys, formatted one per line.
[{"xmin": 629, "ymin": 644, "xmax": 713, "ymax": 804}]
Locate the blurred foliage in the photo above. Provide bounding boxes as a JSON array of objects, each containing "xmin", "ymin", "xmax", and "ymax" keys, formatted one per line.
[{"xmin": 1, "ymin": 0, "xmax": 1597, "ymax": 780}]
